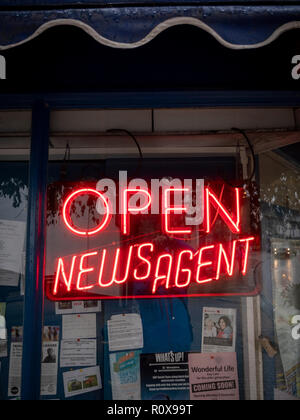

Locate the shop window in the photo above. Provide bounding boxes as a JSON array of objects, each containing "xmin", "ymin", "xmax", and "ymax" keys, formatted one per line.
[
  {"xmin": 0, "ymin": 118, "xmax": 30, "ymax": 399},
  {"xmin": 2, "ymin": 107, "xmax": 299, "ymax": 401},
  {"xmin": 40, "ymin": 107, "xmax": 273, "ymax": 401}
]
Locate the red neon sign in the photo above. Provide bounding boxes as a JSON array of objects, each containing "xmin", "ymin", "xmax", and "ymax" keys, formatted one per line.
[{"xmin": 46, "ymin": 181, "xmax": 259, "ymax": 300}]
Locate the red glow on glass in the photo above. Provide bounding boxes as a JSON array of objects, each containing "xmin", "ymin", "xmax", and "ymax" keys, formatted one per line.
[{"xmin": 62, "ymin": 188, "xmax": 111, "ymax": 236}]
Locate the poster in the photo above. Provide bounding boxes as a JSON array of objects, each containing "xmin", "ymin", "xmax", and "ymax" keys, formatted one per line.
[
  {"xmin": 8, "ymin": 327, "xmax": 23, "ymax": 397},
  {"xmin": 107, "ymin": 313, "xmax": 143, "ymax": 352},
  {"xmin": 110, "ymin": 350, "xmax": 141, "ymax": 400},
  {"xmin": 189, "ymin": 352, "xmax": 239, "ymax": 400},
  {"xmin": 0, "ymin": 219, "xmax": 26, "ymax": 287},
  {"xmin": 140, "ymin": 352, "xmax": 189, "ymax": 400},
  {"xmin": 202, "ymin": 307, "xmax": 236, "ymax": 353},
  {"xmin": 60, "ymin": 339, "xmax": 97, "ymax": 367},
  {"xmin": 55, "ymin": 300, "xmax": 101, "ymax": 314},
  {"xmin": 40, "ymin": 326, "xmax": 60, "ymax": 396},
  {"xmin": 63, "ymin": 366, "xmax": 102, "ymax": 398}
]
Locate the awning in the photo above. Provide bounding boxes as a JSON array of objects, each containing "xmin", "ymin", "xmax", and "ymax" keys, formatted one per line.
[{"xmin": 1, "ymin": 5, "xmax": 300, "ymax": 51}]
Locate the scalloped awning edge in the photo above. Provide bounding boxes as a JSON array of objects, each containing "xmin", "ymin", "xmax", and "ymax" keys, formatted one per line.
[{"xmin": 1, "ymin": 16, "xmax": 300, "ymax": 51}]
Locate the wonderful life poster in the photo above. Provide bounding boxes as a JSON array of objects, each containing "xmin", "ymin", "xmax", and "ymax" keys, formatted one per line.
[{"xmin": 189, "ymin": 352, "xmax": 239, "ymax": 400}]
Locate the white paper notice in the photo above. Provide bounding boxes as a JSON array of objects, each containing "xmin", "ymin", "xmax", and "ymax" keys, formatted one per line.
[
  {"xmin": 56, "ymin": 300, "xmax": 101, "ymax": 314},
  {"xmin": 107, "ymin": 313, "xmax": 143, "ymax": 352},
  {"xmin": 62, "ymin": 314, "xmax": 96, "ymax": 339},
  {"xmin": 0, "ymin": 220, "xmax": 26, "ymax": 286},
  {"xmin": 60, "ymin": 339, "xmax": 97, "ymax": 367},
  {"xmin": 63, "ymin": 366, "xmax": 102, "ymax": 398}
]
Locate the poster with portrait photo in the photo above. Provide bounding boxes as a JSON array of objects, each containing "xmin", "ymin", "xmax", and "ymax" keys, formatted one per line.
[
  {"xmin": 202, "ymin": 307, "xmax": 236, "ymax": 353},
  {"xmin": 40, "ymin": 326, "xmax": 60, "ymax": 396}
]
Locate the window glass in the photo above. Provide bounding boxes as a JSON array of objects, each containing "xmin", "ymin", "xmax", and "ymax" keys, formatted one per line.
[
  {"xmin": 40, "ymin": 108, "xmax": 300, "ymax": 401},
  {"xmin": 0, "ymin": 160, "xmax": 29, "ymax": 399},
  {"xmin": 259, "ymin": 147, "xmax": 300, "ymax": 400},
  {"xmin": 0, "ymin": 110, "xmax": 30, "ymax": 400}
]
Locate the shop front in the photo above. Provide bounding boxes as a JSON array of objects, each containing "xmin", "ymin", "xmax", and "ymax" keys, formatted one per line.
[{"xmin": 0, "ymin": 0, "xmax": 300, "ymax": 401}]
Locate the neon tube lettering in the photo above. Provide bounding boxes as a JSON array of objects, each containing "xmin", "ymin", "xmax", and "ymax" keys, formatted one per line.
[
  {"xmin": 216, "ymin": 240, "xmax": 237, "ymax": 280},
  {"xmin": 205, "ymin": 187, "xmax": 240, "ymax": 233},
  {"xmin": 152, "ymin": 253, "xmax": 173, "ymax": 293},
  {"xmin": 239, "ymin": 237, "xmax": 255, "ymax": 274},
  {"xmin": 98, "ymin": 249, "xmax": 108, "ymax": 287},
  {"xmin": 77, "ymin": 251, "xmax": 98, "ymax": 290},
  {"xmin": 51, "ymin": 182, "xmax": 257, "ymax": 300},
  {"xmin": 63, "ymin": 188, "xmax": 111, "ymax": 236},
  {"xmin": 133, "ymin": 243, "xmax": 154, "ymax": 280},
  {"xmin": 175, "ymin": 250, "xmax": 194, "ymax": 288},
  {"xmin": 111, "ymin": 246, "xmax": 134, "ymax": 284},
  {"xmin": 195, "ymin": 245, "xmax": 215, "ymax": 284},
  {"xmin": 162, "ymin": 187, "xmax": 192, "ymax": 235},
  {"xmin": 53, "ymin": 256, "xmax": 77, "ymax": 295},
  {"xmin": 122, "ymin": 188, "xmax": 152, "ymax": 235},
  {"xmin": 50, "ymin": 237, "xmax": 255, "ymax": 298}
]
